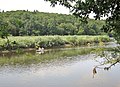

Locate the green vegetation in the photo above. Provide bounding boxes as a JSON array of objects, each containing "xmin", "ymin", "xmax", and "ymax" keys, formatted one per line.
[
  {"xmin": 44, "ymin": 0, "xmax": 120, "ymax": 71},
  {"xmin": 0, "ymin": 35, "xmax": 110, "ymax": 51},
  {"xmin": 0, "ymin": 47, "xmax": 106, "ymax": 66},
  {"xmin": 0, "ymin": 10, "xmax": 105, "ymax": 37},
  {"xmin": 0, "ymin": 10, "xmax": 110, "ymax": 51},
  {"xmin": 45, "ymin": 0, "xmax": 120, "ymax": 43}
]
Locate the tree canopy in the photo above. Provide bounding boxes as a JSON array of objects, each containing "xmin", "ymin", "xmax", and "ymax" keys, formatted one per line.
[
  {"xmin": 0, "ymin": 10, "xmax": 105, "ymax": 36},
  {"xmin": 45, "ymin": 0, "xmax": 120, "ymax": 43}
]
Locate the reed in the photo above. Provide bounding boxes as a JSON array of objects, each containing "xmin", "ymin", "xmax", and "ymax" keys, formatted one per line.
[{"xmin": 0, "ymin": 35, "xmax": 110, "ymax": 50}]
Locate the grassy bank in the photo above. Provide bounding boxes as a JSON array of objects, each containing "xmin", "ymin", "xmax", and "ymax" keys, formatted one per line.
[{"xmin": 0, "ymin": 35, "xmax": 110, "ymax": 51}]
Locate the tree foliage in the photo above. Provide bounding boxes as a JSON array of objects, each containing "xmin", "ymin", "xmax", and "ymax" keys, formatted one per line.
[
  {"xmin": 0, "ymin": 18, "xmax": 9, "ymax": 39},
  {"xmin": 0, "ymin": 10, "xmax": 105, "ymax": 36},
  {"xmin": 45, "ymin": 0, "xmax": 120, "ymax": 42}
]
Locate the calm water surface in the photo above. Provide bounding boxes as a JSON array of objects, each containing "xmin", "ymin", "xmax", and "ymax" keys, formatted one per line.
[{"xmin": 0, "ymin": 47, "xmax": 120, "ymax": 87}]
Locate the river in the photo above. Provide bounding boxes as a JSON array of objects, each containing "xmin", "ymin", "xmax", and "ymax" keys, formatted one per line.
[{"xmin": 0, "ymin": 45, "xmax": 120, "ymax": 87}]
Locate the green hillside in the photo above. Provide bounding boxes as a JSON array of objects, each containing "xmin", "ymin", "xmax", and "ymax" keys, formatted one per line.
[{"xmin": 0, "ymin": 10, "xmax": 105, "ymax": 36}]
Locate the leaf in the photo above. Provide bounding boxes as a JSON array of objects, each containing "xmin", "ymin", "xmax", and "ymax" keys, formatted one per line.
[
  {"xmin": 93, "ymin": 67, "xmax": 97, "ymax": 74},
  {"xmin": 93, "ymin": 67, "xmax": 97, "ymax": 78}
]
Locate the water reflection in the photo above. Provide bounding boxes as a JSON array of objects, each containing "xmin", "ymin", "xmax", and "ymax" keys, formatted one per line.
[
  {"xmin": 93, "ymin": 47, "xmax": 120, "ymax": 78},
  {"xmin": 0, "ymin": 47, "xmax": 120, "ymax": 87},
  {"xmin": 0, "ymin": 47, "xmax": 100, "ymax": 66}
]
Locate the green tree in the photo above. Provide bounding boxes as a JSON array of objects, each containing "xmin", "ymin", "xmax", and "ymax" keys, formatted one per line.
[
  {"xmin": 45, "ymin": 0, "xmax": 120, "ymax": 43},
  {"xmin": 0, "ymin": 19, "xmax": 11, "ymax": 50},
  {"xmin": 77, "ymin": 28, "xmax": 84, "ymax": 35},
  {"xmin": 58, "ymin": 23, "xmax": 77, "ymax": 35},
  {"xmin": 0, "ymin": 20, "xmax": 9, "ymax": 39},
  {"xmin": 0, "ymin": 10, "xmax": 106, "ymax": 36}
]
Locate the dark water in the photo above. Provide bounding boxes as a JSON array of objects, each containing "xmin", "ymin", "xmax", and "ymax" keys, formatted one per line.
[{"xmin": 0, "ymin": 47, "xmax": 120, "ymax": 87}]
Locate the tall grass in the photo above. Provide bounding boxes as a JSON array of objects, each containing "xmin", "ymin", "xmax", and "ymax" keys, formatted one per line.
[{"xmin": 0, "ymin": 35, "xmax": 110, "ymax": 51}]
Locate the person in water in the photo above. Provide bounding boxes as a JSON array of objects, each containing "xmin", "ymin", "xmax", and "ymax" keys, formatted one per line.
[
  {"xmin": 41, "ymin": 47, "xmax": 44, "ymax": 54},
  {"xmin": 37, "ymin": 47, "xmax": 44, "ymax": 54}
]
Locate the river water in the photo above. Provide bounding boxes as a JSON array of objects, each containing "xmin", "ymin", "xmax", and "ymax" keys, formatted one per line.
[{"xmin": 0, "ymin": 46, "xmax": 120, "ymax": 87}]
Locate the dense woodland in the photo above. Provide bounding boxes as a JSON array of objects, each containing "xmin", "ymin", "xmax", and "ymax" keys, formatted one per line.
[{"xmin": 0, "ymin": 10, "xmax": 106, "ymax": 36}]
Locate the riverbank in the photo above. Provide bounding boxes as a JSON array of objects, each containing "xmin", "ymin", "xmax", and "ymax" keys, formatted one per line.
[{"xmin": 0, "ymin": 35, "xmax": 110, "ymax": 51}]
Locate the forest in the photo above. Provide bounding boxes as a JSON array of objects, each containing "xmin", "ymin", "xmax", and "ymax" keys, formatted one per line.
[
  {"xmin": 0, "ymin": 1, "xmax": 120, "ymax": 87},
  {"xmin": 0, "ymin": 10, "xmax": 106, "ymax": 36}
]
